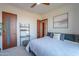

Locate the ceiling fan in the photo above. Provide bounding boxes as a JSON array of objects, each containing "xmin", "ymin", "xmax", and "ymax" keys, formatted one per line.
[{"xmin": 31, "ymin": 3, "xmax": 50, "ymax": 8}]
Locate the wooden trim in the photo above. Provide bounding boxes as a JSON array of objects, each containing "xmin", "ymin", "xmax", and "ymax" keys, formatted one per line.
[{"xmin": 2, "ymin": 11, "xmax": 17, "ymax": 16}]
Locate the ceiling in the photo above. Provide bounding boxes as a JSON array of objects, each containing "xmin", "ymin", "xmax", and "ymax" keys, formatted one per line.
[{"xmin": 8, "ymin": 3, "xmax": 66, "ymax": 14}]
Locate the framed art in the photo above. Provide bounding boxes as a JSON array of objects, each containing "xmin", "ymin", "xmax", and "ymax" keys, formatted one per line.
[{"xmin": 53, "ymin": 13, "xmax": 68, "ymax": 28}]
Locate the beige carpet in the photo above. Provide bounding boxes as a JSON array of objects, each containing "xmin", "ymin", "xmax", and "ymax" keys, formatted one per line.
[{"xmin": 0, "ymin": 46, "xmax": 33, "ymax": 56}]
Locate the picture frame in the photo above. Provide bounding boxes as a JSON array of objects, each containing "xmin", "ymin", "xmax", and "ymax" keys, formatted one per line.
[{"xmin": 53, "ymin": 13, "xmax": 68, "ymax": 29}]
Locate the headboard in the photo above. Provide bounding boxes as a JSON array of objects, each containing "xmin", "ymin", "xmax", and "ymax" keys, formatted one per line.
[
  {"xmin": 47, "ymin": 32, "xmax": 79, "ymax": 43},
  {"xmin": 60, "ymin": 33, "xmax": 79, "ymax": 42}
]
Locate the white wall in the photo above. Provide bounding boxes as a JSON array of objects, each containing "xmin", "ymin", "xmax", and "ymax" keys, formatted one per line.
[
  {"xmin": 0, "ymin": 4, "xmax": 40, "ymax": 50},
  {"xmin": 42, "ymin": 4, "xmax": 79, "ymax": 34}
]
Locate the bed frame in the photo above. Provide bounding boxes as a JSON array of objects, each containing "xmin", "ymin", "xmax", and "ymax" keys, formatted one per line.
[{"xmin": 29, "ymin": 47, "xmax": 36, "ymax": 56}]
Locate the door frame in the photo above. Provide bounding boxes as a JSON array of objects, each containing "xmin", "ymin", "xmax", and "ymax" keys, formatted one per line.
[{"xmin": 2, "ymin": 11, "xmax": 17, "ymax": 50}]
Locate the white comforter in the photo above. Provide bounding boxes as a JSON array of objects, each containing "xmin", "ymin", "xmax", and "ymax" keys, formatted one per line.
[{"xmin": 29, "ymin": 36, "xmax": 79, "ymax": 56}]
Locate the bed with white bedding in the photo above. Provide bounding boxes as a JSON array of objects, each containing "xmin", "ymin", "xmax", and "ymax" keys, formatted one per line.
[{"xmin": 29, "ymin": 36, "xmax": 79, "ymax": 56}]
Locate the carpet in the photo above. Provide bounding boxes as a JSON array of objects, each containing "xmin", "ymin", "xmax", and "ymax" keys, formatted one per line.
[{"xmin": 0, "ymin": 46, "xmax": 33, "ymax": 56}]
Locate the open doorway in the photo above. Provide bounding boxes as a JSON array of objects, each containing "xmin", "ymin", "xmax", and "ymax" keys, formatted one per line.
[{"xmin": 37, "ymin": 19, "xmax": 48, "ymax": 38}]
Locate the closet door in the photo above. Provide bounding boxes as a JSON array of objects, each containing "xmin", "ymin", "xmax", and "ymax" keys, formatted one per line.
[
  {"xmin": 37, "ymin": 20, "xmax": 41, "ymax": 38},
  {"xmin": 2, "ymin": 12, "xmax": 17, "ymax": 49},
  {"xmin": 42, "ymin": 22, "xmax": 45, "ymax": 37}
]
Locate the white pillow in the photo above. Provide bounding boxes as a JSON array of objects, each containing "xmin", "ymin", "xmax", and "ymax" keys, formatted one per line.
[{"xmin": 53, "ymin": 33, "xmax": 61, "ymax": 40}]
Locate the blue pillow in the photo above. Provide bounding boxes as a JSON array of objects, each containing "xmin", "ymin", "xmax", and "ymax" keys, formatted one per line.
[
  {"xmin": 64, "ymin": 34, "xmax": 75, "ymax": 41},
  {"xmin": 47, "ymin": 32, "xmax": 51, "ymax": 36},
  {"xmin": 47, "ymin": 32, "xmax": 54, "ymax": 38},
  {"xmin": 60, "ymin": 33, "xmax": 64, "ymax": 41},
  {"xmin": 50, "ymin": 33, "xmax": 54, "ymax": 38},
  {"xmin": 60, "ymin": 34, "xmax": 76, "ymax": 41}
]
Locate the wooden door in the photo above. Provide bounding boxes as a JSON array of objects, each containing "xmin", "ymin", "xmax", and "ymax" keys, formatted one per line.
[
  {"xmin": 37, "ymin": 20, "xmax": 41, "ymax": 38},
  {"xmin": 41, "ymin": 19, "xmax": 47, "ymax": 37},
  {"xmin": 2, "ymin": 12, "xmax": 17, "ymax": 49},
  {"xmin": 42, "ymin": 22, "xmax": 45, "ymax": 37}
]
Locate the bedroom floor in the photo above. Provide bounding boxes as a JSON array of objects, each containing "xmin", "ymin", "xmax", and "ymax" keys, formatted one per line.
[{"xmin": 0, "ymin": 46, "xmax": 33, "ymax": 56}]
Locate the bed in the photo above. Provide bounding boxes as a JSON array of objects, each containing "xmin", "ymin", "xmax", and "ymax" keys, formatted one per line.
[{"xmin": 29, "ymin": 36, "xmax": 79, "ymax": 56}]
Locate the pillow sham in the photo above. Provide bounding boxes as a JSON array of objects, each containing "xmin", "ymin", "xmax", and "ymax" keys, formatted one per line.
[
  {"xmin": 53, "ymin": 33, "xmax": 61, "ymax": 40},
  {"xmin": 50, "ymin": 33, "xmax": 54, "ymax": 38}
]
